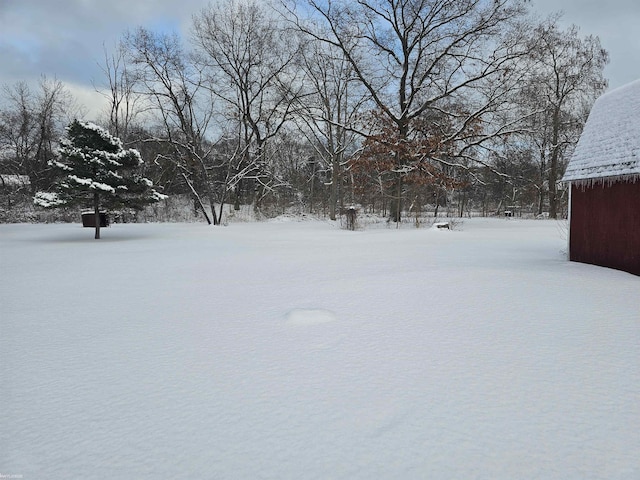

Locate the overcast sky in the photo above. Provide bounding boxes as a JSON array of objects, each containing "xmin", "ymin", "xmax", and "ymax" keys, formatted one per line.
[{"xmin": 1, "ymin": 0, "xmax": 638, "ymax": 117}]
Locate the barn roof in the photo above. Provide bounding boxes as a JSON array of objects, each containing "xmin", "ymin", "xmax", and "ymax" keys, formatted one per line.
[{"xmin": 562, "ymin": 78, "xmax": 640, "ymax": 184}]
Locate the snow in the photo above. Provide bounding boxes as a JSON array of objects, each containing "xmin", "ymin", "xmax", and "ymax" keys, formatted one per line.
[
  {"xmin": 32, "ymin": 191, "xmax": 64, "ymax": 208},
  {"xmin": 68, "ymin": 174, "xmax": 93, "ymax": 186},
  {"xmin": 286, "ymin": 308, "xmax": 338, "ymax": 326},
  {"xmin": 48, "ymin": 160, "xmax": 72, "ymax": 172},
  {"xmin": 74, "ymin": 120, "xmax": 124, "ymax": 150},
  {"xmin": 66, "ymin": 175, "xmax": 117, "ymax": 193},
  {"xmin": 89, "ymin": 181, "xmax": 116, "ymax": 193},
  {"xmin": 1, "ymin": 219, "xmax": 639, "ymax": 479},
  {"xmin": 563, "ymin": 78, "xmax": 640, "ymax": 184}
]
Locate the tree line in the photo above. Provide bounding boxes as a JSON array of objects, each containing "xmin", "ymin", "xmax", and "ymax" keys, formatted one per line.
[{"xmin": 0, "ymin": 0, "xmax": 609, "ymax": 223}]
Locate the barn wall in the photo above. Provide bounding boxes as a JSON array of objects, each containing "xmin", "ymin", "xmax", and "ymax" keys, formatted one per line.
[{"xmin": 570, "ymin": 181, "xmax": 640, "ymax": 276}]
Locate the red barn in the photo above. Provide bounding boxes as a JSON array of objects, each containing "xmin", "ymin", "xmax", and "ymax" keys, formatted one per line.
[{"xmin": 562, "ymin": 79, "xmax": 640, "ymax": 276}]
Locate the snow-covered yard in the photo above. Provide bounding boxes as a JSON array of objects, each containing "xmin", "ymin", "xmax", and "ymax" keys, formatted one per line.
[{"xmin": 1, "ymin": 218, "xmax": 639, "ymax": 479}]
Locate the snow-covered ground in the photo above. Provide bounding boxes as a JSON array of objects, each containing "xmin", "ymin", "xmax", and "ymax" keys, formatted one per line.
[{"xmin": 1, "ymin": 218, "xmax": 639, "ymax": 479}]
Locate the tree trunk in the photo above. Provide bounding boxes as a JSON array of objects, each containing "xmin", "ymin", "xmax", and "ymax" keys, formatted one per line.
[
  {"xmin": 94, "ymin": 192, "xmax": 101, "ymax": 240},
  {"xmin": 548, "ymin": 167, "xmax": 558, "ymax": 218},
  {"xmin": 390, "ymin": 173, "xmax": 402, "ymax": 223},
  {"xmin": 329, "ymin": 153, "xmax": 341, "ymax": 221},
  {"xmin": 548, "ymin": 108, "xmax": 561, "ymax": 219},
  {"xmin": 182, "ymin": 173, "xmax": 212, "ymax": 225},
  {"xmin": 329, "ymin": 171, "xmax": 337, "ymax": 220},
  {"xmin": 538, "ymin": 187, "xmax": 545, "ymax": 216},
  {"xmin": 197, "ymin": 161, "xmax": 219, "ymax": 225},
  {"xmin": 234, "ymin": 181, "xmax": 241, "ymax": 211},
  {"xmin": 392, "ymin": 117, "xmax": 409, "ymax": 224}
]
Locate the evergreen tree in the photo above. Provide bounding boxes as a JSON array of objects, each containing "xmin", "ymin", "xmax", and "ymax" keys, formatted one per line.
[{"xmin": 34, "ymin": 120, "xmax": 166, "ymax": 239}]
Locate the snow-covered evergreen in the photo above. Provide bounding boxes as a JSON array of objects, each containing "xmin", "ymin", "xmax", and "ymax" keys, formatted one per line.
[{"xmin": 34, "ymin": 120, "xmax": 166, "ymax": 236}]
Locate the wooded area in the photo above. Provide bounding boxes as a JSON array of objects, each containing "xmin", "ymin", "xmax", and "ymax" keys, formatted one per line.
[{"xmin": 0, "ymin": 0, "xmax": 609, "ymax": 224}]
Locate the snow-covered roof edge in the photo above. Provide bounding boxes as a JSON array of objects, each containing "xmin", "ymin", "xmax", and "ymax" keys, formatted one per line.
[{"xmin": 562, "ymin": 78, "xmax": 640, "ymax": 184}]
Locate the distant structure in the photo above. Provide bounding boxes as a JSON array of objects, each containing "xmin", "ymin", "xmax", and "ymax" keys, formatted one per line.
[{"xmin": 562, "ymin": 79, "xmax": 640, "ymax": 276}]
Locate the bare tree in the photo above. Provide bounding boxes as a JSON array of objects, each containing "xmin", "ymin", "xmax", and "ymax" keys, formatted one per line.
[
  {"xmin": 0, "ymin": 76, "xmax": 80, "ymax": 192},
  {"xmin": 285, "ymin": 0, "xmax": 531, "ymax": 221},
  {"xmin": 295, "ymin": 35, "xmax": 369, "ymax": 219},
  {"xmin": 192, "ymin": 0, "xmax": 305, "ymax": 211},
  {"xmin": 523, "ymin": 18, "xmax": 608, "ymax": 218},
  {"xmin": 0, "ymin": 82, "xmax": 36, "ymax": 177},
  {"xmin": 95, "ymin": 42, "xmax": 147, "ymax": 142},
  {"xmin": 123, "ymin": 27, "xmax": 223, "ymax": 224}
]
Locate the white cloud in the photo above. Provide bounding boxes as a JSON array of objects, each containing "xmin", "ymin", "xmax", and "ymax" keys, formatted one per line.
[
  {"xmin": 1, "ymin": 0, "xmax": 638, "ymax": 103},
  {"xmin": 530, "ymin": 0, "xmax": 640, "ymax": 89},
  {"xmin": 0, "ymin": 0, "xmax": 209, "ymax": 87},
  {"xmin": 64, "ymin": 82, "xmax": 109, "ymax": 122}
]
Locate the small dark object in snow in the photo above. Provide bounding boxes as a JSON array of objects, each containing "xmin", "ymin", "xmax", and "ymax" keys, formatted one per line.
[
  {"xmin": 341, "ymin": 206, "xmax": 358, "ymax": 230},
  {"xmin": 81, "ymin": 212, "xmax": 110, "ymax": 228}
]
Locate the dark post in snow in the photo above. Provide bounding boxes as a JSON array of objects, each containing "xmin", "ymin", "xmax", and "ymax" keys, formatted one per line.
[{"xmin": 94, "ymin": 192, "xmax": 101, "ymax": 240}]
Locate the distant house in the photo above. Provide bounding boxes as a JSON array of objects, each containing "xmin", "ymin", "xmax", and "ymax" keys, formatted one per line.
[{"xmin": 562, "ymin": 79, "xmax": 640, "ymax": 276}]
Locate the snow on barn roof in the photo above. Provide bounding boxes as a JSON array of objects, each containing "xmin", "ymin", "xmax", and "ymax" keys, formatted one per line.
[{"xmin": 562, "ymin": 78, "xmax": 640, "ymax": 184}]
